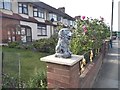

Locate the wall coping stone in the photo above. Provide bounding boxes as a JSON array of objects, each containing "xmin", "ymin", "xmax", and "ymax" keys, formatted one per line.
[{"xmin": 41, "ymin": 54, "xmax": 83, "ymax": 66}]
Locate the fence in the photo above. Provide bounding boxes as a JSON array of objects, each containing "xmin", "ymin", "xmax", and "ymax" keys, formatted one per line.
[
  {"xmin": 79, "ymin": 43, "xmax": 106, "ymax": 75},
  {"xmin": 2, "ymin": 49, "xmax": 47, "ymax": 88},
  {"xmin": 2, "ymin": 52, "xmax": 22, "ymax": 88}
]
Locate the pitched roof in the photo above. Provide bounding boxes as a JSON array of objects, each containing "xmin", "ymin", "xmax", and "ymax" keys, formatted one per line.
[
  {"xmin": 16, "ymin": 1, "xmax": 75, "ymax": 20},
  {"xmin": 30, "ymin": 2, "xmax": 75, "ymax": 20},
  {"xmin": 0, "ymin": 12, "xmax": 55, "ymax": 25},
  {"xmin": 0, "ymin": 12, "xmax": 37, "ymax": 22}
]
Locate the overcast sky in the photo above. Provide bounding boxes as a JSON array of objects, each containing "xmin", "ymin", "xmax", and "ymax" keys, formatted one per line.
[{"xmin": 40, "ymin": 0, "xmax": 118, "ymax": 31}]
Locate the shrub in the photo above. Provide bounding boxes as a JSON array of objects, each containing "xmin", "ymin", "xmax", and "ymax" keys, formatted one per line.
[
  {"xmin": 2, "ymin": 73, "xmax": 26, "ymax": 88},
  {"xmin": 8, "ymin": 42, "xmax": 19, "ymax": 48},
  {"xmin": 16, "ymin": 43, "xmax": 34, "ymax": 50},
  {"xmin": 2, "ymin": 73, "xmax": 19, "ymax": 88},
  {"xmin": 70, "ymin": 16, "xmax": 110, "ymax": 55},
  {"xmin": 27, "ymin": 69, "xmax": 47, "ymax": 89},
  {"xmin": 33, "ymin": 35, "xmax": 57, "ymax": 54},
  {"xmin": 8, "ymin": 42, "xmax": 35, "ymax": 51}
]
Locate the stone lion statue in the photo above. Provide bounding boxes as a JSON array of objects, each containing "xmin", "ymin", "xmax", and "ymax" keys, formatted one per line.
[{"xmin": 55, "ymin": 28, "xmax": 72, "ymax": 58}]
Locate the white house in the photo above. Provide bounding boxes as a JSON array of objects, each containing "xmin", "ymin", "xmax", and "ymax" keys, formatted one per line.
[{"xmin": 0, "ymin": 0, "xmax": 75, "ymax": 43}]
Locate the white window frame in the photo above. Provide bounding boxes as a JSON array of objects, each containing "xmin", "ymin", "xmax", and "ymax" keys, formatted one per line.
[
  {"xmin": 0, "ymin": 0, "xmax": 11, "ymax": 10},
  {"xmin": 18, "ymin": 3, "xmax": 28, "ymax": 15},
  {"xmin": 33, "ymin": 7, "xmax": 44, "ymax": 19},
  {"xmin": 37, "ymin": 24, "xmax": 47, "ymax": 36},
  {"xmin": 49, "ymin": 13, "xmax": 57, "ymax": 21}
]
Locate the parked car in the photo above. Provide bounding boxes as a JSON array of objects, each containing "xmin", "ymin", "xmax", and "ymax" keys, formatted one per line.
[{"xmin": 112, "ymin": 36, "xmax": 116, "ymax": 40}]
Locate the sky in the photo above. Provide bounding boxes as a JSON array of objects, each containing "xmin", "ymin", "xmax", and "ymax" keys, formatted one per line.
[{"xmin": 40, "ymin": 0, "xmax": 119, "ymax": 31}]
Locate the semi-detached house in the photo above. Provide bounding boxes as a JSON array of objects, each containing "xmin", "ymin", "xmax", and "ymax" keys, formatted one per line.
[{"xmin": 0, "ymin": 0, "xmax": 75, "ymax": 43}]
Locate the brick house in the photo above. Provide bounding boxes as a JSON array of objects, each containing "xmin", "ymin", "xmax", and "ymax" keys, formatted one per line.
[{"xmin": 0, "ymin": 0, "xmax": 75, "ymax": 43}]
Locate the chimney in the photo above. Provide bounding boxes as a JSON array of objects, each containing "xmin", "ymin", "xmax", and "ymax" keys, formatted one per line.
[
  {"xmin": 74, "ymin": 16, "xmax": 81, "ymax": 20},
  {"xmin": 58, "ymin": 7, "xmax": 65, "ymax": 13}
]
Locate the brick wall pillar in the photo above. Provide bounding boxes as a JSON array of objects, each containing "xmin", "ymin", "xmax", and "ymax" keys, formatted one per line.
[{"xmin": 41, "ymin": 54, "xmax": 83, "ymax": 88}]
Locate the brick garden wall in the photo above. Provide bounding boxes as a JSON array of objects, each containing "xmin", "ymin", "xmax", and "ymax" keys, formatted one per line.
[
  {"xmin": 79, "ymin": 41, "xmax": 109, "ymax": 88},
  {"xmin": 79, "ymin": 53, "xmax": 103, "ymax": 88},
  {"xmin": 43, "ymin": 39, "xmax": 109, "ymax": 89},
  {"xmin": 47, "ymin": 62, "xmax": 80, "ymax": 88},
  {"xmin": 46, "ymin": 52, "xmax": 104, "ymax": 88}
]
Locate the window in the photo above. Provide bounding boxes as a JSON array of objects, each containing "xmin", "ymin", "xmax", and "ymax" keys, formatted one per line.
[
  {"xmin": 70, "ymin": 20, "xmax": 73, "ymax": 25},
  {"xmin": 0, "ymin": 0, "xmax": 11, "ymax": 10},
  {"xmin": 18, "ymin": 3, "xmax": 28, "ymax": 14},
  {"xmin": 57, "ymin": 16, "xmax": 61, "ymax": 21},
  {"xmin": 37, "ymin": 24, "xmax": 47, "ymax": 36},
  {"xmin": 26, "ymin": 28, "xmax": 32, "ymax": 42},
  {"xmin": 20, "ymin": 26, "xmax": 32, "ymax": 42},
  {"xmin": 0, "ymin": 1, "xmax": 3, "ymax": 9},
  {"xmin": 63, "ymin": 19, "xmax": 68, "ymax": 25},
  {"xmin": 49, "ymin": 13, "xmax": 57, "ymax": 21},
  {"xmin": 52, "ymin": 14, "xmax": 57, "ymax": 21},
  {"xmin": 7, "ymin": 28, "xmax": 16, "ymax": 42},
  {"xmin": 33, "ymin": 8, "xmax": 44, "ymax": 18},
  {"xmin": 21, "ymin": 27, "xmax": 26, "ymax": 35}
]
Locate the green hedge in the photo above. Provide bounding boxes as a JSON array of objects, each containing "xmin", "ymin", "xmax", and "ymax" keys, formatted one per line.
[
  {"xmin": 33, "ymin": 34, "xmax": 58, "ymax": 54},
  {"xmin": 8, "ymin": 42, "xmax": 19, "ymax": 48}
]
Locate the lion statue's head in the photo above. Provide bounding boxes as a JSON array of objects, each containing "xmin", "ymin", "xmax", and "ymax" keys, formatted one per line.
[{"xmin": 55, "ymin": 28, "xmax": 72, "ymax": 58}]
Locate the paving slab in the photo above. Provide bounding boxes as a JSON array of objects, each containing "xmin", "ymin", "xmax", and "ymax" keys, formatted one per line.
[{"xmin": 93, "ymin": 39, "xmax": 120, "ymax": 89}]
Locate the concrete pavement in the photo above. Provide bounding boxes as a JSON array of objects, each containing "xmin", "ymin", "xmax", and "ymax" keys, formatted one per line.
[{"xmin": 93, "ymin": 39, "xmax": 120, "ymax": 89}]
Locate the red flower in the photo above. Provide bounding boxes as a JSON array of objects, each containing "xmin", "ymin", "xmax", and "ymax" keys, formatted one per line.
[
  {"xmin": 82, "ymin": 25, "xmax": 87, "ymax": 33},
  {"xmin": 82, "ymin": 16, "xmax": 85, "ymax": 20}
]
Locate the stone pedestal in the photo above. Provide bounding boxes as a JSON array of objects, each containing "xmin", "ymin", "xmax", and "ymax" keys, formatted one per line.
[{"xmin": 41, "ymin": 54, "xmax": 83, "ymax": 88}]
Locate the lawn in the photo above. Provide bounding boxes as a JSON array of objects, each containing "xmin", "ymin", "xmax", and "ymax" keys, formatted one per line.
[{"xmin": 2, "ymin": 46, "xmax": 49, "ymax": 82}]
